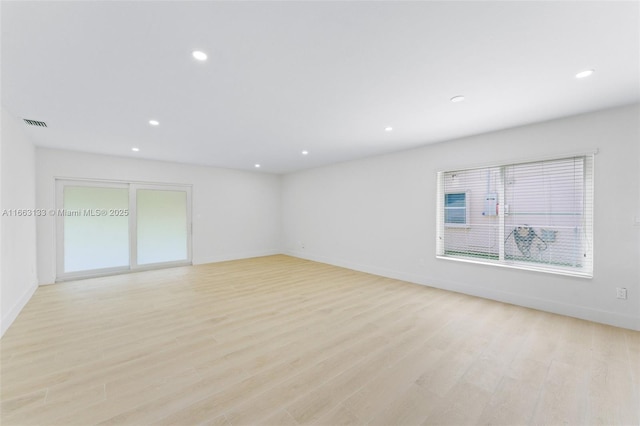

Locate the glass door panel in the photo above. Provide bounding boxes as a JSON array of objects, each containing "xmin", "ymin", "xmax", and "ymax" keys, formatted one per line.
[
  {"xmin": 62, "ymin": 185, "xmax": 129, "ymax": 274},
  {"xmin": 136, "ymin": 188, "xmax": 189, "ymax": 265}
]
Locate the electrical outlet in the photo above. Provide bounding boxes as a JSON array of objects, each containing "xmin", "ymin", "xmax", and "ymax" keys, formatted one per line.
[{"xmin": 616, "ymin": 287, "xmax": 627, "ymax": 300}]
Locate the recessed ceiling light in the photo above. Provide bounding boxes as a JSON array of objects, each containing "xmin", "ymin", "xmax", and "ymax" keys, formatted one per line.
[
  {"xmin": 149, "ymin": 120, "xmax": 159, "ymax": 126},
  {"xmin": 384, "ymin": 127, "xmax": 393, "ymax": 132},
  {"xmin": 192, "ymin": 50, "xmax": 208, "ymax": 61},
  {"xmin": 301, "ymin": 150, "xmax": 309, "ymax": 155},
  {"xmin": 254, "ymin": 164, "xmax": 261, "ymax": 168},
  {"xmin": 575, "ymin": 69, "xmax": 594, "ymax": 79},
  {"xmin": 450, "ymin": 95, "xmax": 465, "ymax": 103},
  {"xmin": 131, "ymin": 147, "xmax": 140, "ymax": 152}
]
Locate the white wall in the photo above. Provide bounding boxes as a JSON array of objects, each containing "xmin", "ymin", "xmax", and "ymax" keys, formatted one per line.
[
  {"xmin": 5, "ymin": 104, "xmax": 639, "ymax": 334},
  {"xmin": 36, "ymin": 148, "xmax": 282, "ymax": 285},
  {"xmin": 282, "ymin": 104, "xmax": 640, "ymax": 330},
  {"xmin": 1, "ymin": 108, "xmax": 38, "ymax": 336}
]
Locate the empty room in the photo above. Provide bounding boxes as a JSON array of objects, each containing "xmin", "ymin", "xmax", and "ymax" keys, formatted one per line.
[{"xmin": 1, "ymin": 1, "xmax": 639, "ymax": 425}]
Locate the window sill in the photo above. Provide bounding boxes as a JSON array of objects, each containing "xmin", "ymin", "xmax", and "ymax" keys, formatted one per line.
[{"xmin": 436, "ymin": 255, "xmax": 593, "ymax": 279}]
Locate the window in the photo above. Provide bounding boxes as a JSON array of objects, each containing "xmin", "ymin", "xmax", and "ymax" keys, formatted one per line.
[
  {"xmin": 444, "ymin": 192, "xmax": 469, "ymax": 226},
  {"xmin": 436, "ymin": 155, "xmax": 594, "ymax": 277}
]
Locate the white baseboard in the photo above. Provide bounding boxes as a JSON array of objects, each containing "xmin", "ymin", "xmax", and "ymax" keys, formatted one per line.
[
  {"xmin": 194, "ymin": 249, "xmax": 282, "ymax": 265},
  {"xmin": 285, "ymin": 250, "xmax": 640, "ymax": 331},
  {"xmin": 1, "ymin": 281, "xmax": 38, "ymax": 338},
  {"xmin": 38, "ymin": 250, "xmax": 284, "ymax": 285}
]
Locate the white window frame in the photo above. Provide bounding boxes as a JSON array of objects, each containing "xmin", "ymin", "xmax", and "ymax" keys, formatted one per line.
[{"xmin": 436, "ymin": 154, "xmax": 594, "ymax": 278}]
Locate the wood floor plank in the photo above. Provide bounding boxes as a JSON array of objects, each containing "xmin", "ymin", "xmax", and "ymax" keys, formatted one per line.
[
  {"xmin": 422, "ymin": 381, "xmax": 492, "ymax": 425},
  {"xmin": 530, "ymin": 359, "xmax": 589, "ymax": 426},
  {"xmin": 1, "ymin": 255, "xmax": 638, "ymax": 426}
]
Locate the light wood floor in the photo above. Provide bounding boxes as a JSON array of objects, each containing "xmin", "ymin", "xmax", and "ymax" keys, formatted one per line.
[{"xmin": 1, "ymin": 255, "xmax": 638, "ymax": 426}]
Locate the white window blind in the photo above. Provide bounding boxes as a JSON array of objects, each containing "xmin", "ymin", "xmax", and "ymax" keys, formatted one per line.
[{"xmin": 436, "ymin": 155, "xmax": 594, "ymax": 277}]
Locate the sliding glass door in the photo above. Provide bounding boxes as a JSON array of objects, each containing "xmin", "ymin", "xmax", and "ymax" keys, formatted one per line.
[
  {"xmin": 56, "ymin": 180, "xmax": 191, "ymax": 281},
  {"xmin": 133, "ymin": 185, "xmax": 191, "ymax": 267},
  {"xmin": 59, "ymin": 182, "xmax": 130, "ymax": 276}
]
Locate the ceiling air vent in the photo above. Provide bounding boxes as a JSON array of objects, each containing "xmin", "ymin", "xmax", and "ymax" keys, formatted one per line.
[{"xmin": 23, "ymin": 119, "xmax": 47, "ymax": 127}]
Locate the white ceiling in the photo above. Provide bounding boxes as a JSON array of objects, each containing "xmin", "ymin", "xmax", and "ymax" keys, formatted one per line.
[{"xmin": 2, "ymin": 1, "xmax": 639, "ymax": 174}]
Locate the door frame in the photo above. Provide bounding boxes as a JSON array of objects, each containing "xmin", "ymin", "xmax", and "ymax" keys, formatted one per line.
[
  {"xmin": 55, "ymin": 178, "xmax": 193, "ymax": 282},
  {"xmin": 130, "ymin": 183, "xmax": 193, "ymax": 272}
]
